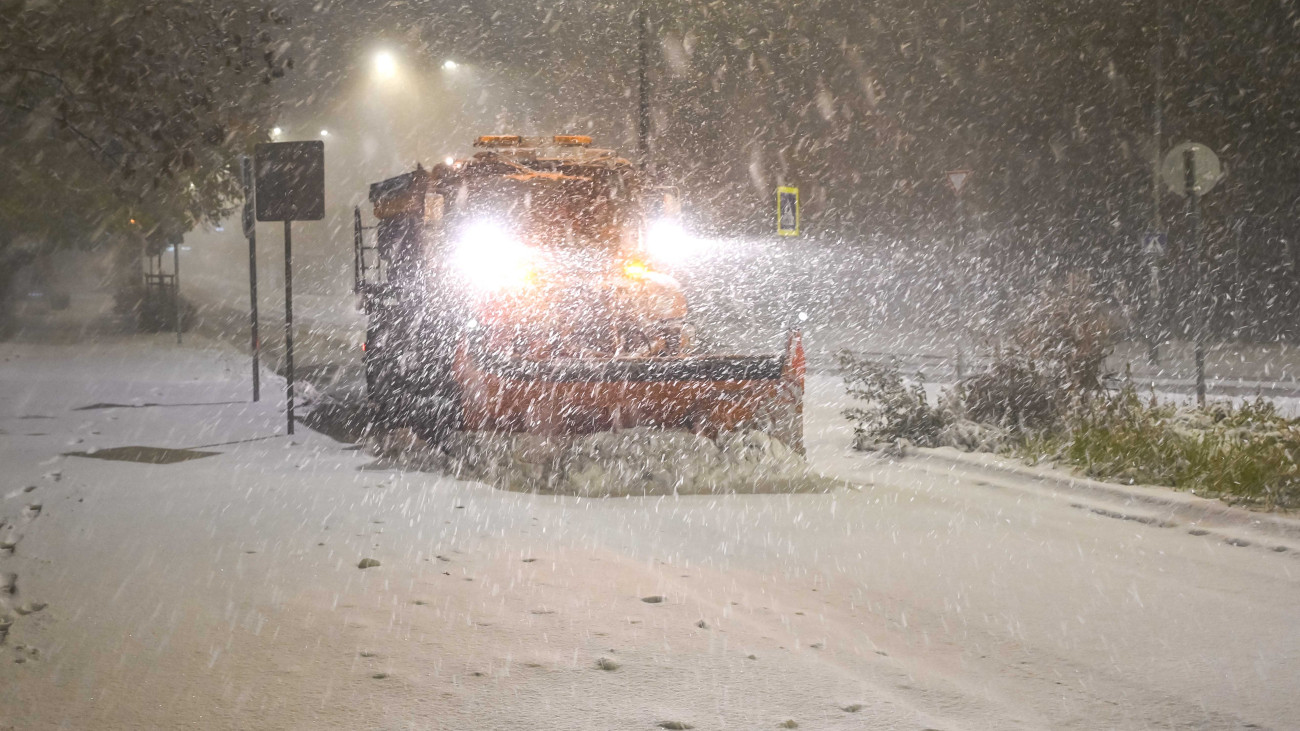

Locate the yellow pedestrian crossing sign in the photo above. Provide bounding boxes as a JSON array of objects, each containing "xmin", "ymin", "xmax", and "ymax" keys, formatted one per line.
[{"xmin": 777, "ymin": 186, "xmax": 799, "ymax": 236}]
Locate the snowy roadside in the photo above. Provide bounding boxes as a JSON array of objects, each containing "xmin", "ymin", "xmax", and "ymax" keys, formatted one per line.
[
  {"xmin": 3, "ymin": 330, "xmax": 1300, "ymax": 728},
  {"xmin": 910, "ymin": 448, "xmax": 1300, "ymax": 547},
  {"xmin": 806, "ymin": 374, "xmax": 1300, "ymax": 550}
]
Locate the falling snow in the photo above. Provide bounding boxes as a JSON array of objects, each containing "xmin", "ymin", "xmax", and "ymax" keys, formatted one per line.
[{"xmin": 3, "ymin": 1, "xmax": 1300, "ymax": 728}]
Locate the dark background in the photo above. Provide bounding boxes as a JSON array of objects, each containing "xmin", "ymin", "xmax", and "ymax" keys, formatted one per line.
[{"xmin": 4, "ymin": 0, "xmax": 1298, "ymax": 341}]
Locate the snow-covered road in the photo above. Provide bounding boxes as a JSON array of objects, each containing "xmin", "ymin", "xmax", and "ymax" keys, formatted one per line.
[{"xmin": 1, "ymin": 331, "xmax": 1297, "ymax": 729}]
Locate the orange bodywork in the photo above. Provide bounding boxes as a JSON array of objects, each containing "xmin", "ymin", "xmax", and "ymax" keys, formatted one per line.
[{"xmin": 454, "ymin": 331, "xmax": 805, "ymax": 453}]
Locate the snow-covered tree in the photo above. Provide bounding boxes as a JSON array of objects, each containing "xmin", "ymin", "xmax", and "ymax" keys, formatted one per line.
[{"xmin": 0, "ymin": 0, "xmax": 290, "ymax": 303}]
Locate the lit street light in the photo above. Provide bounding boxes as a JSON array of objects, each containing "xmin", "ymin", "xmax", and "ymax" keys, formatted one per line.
[
  {"xmin": 443, "ymin": 59, "xmax": 459, "ymax": 71},
  {"xmin": 271, "ymin": 126, "xmax": 283, "ymax": 138},
  {"xmin": 373, "ymin": 50, "xmax": 398, "ymax": 80},
  {"xmin": 320, "ymin": 129, "xmax": 329, "ymax": 137}
]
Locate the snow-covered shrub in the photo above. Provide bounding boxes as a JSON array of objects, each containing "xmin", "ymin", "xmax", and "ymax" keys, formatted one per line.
[
  {"xmin": 838, "ymin": 352, "xmax": 950, "ymax": 450},
  {"xmin": 1023, "ymin": 386, "xmax": 1300, "ymax": 510},
  {"xmin": 955, "ymin": 275, "xmax": 1115, "ymax": 434},
  {"xmin": 953, "ymin": 352, "xmax": 1061, "ymax": 431},
  {"xmin": 938, "ymin": 418, "xmax": 1009, "ymax": 453},
  {"xmin": 1008, "ymin": 274, "xmax": 1114, "ymax": 396}
]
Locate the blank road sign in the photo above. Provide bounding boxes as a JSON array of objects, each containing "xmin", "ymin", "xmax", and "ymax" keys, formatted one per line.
[{"xmin": 254, "ymin": 141, "xmax": 325, "ymax": 222}]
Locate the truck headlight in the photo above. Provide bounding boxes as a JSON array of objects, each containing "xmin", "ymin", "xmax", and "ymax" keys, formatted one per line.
[
  {"xmin": 645, "ymin": 219, "xmax": 693, "ymax": 263},
  {"xmin": 451, "ymin": 220, "xmax": 536, "ymax": 291}
]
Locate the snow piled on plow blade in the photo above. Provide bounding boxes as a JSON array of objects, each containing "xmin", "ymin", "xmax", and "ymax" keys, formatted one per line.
[{"xmin": 368, "ymin": 427, "xmax": 837, "ymax": 496}]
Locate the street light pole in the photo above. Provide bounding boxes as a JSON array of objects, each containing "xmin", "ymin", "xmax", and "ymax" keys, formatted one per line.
[
  {"xmin": 637, "ymin": 2, "xmax": 652, "ymax": 176},
  {"xmin": 1144, "ymin": 0, "xmax": 1165, "ymax": 366}
]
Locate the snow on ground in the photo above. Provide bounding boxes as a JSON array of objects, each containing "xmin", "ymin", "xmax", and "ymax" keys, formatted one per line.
[
  {"xmin": 369, "ymin": 426, "xmax": 835, "ymax": 497},
  {"xmin": 2, "ymin": 324, "xmax": 1300, "ymax": 729}
]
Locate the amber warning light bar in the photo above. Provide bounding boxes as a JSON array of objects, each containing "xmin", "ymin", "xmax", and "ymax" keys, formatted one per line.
[
  {"xmin": 474, "ymin": 135, "xmax": 523, "ymax": 148},
  {"xmin": 473, "ymin": 134, "xmax": 593, "ymax": 148}
]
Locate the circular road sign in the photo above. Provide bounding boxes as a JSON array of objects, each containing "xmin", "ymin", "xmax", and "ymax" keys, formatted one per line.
[{"xmin": 1161, "ymin": 142, "xmax": 1223, "ymax": 197}]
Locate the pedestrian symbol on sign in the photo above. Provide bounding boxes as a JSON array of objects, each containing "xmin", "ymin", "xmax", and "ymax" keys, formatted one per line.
[{"xmin": 777, "ymin": 186, "xmax": 799, "ymax": 236}]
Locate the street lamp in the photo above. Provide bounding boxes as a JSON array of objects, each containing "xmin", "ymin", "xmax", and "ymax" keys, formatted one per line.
[
  {"xmin": 320, "ymin": 129, "xmax": 329, "ymax": 137},
  {"xmin": 271, "ymin": 126, "xmax": 283, "ymax": 138},
  {"xmin": 373, "ymin": 51, "xmax": 398, "ymax": 80},
  {"xmin": 442, "ymin": 59, "xmax": 459, "ymax": 71}
]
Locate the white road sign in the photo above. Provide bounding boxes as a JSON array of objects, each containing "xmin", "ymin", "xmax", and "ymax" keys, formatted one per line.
[
  {"xmin": 946, "ymin": 169, "xmax": 972, "ymax": 196},
  {"xmin": 1161, "ymin": 142, "xmax": 1223, "ymax": 197}
]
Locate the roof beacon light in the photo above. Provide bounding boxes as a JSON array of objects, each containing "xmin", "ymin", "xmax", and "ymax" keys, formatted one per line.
[
  {"xmin": 474, "ymin": 135, "xmax": 523, "ymax": 148},
  {"xmin": 552, "ymin": 135, "xmax": 593, "ymax": 147}
]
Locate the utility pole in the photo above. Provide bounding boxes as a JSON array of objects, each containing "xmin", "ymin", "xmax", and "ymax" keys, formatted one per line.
[
  {"xmin": 1147, "ymin": 0, "xmax": 1164, "ymax": 365},
  {"xmin": 637, "ymin": 2, "xmax": 652, "ymax": 177}
]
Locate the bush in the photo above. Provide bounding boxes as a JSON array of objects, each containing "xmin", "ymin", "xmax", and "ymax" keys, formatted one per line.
[
  {"xmin": 115, "ymin": 281, "xmax": 195, "ymax": 333},
  {"xmin": 955, "ymin": 275, "xmax": 1115, "ymax": 434},
  {"xmin": 953, "ymin": 352, "xmax": 1061, "ymax": 431},
  {"xmin": 839, "ymin": 351, "xmax": 949, "ymax": 450},
  {"xmin": 839, "ymin": 277, "xmax": 1114, "ymax": 450},
  {"xmin": 1023, "ymin": 387, "xmax": 1300, "ymax": 510},
  {"xmin": 1009, "ymin": 274, "xmax": 1113, "ymax": 395}
]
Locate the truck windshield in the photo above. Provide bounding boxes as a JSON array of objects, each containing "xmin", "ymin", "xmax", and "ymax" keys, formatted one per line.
[{"xmin": 459, "ymin": 174, "xmax": 635, "ymax": 249}]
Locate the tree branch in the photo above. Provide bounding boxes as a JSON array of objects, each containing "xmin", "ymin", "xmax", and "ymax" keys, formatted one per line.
[
  {"xmin": 0, "ymin": 66, "xmax": 75, "ymax": 94},
  {"xmin": 0, "ymin": 97, "xmax": 128, "ymax": 186}
]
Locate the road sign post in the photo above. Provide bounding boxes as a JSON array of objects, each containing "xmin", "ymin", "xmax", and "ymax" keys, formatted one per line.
[
  {"xmin": 1161, "ymin": 142, "xmax": 1222, "ymax": 408},
  {"xmin": 1141, "ymin": 230, "xmax": 1166, "ymax": 365},
  {"xmin": 283, "ymin": 219, "xmax": 294, "ymax": 432},
  {"xmin": 253, "ymin": 140, "xmax": 325, "ymax": 436},
  {"xmin": 1186, "ymin": 148, "xmax": 1207, "ymax": 407},
  {"xmin": 241, "ymin": 157, "xmax": 260, "ymax": 402},
  {"xmin": 172, "ymin": 233, "xmax": 182, "ymax": 345},
  {"xmin": 945, "ymin": 169, "xmax": 973, "ymax": 316}
]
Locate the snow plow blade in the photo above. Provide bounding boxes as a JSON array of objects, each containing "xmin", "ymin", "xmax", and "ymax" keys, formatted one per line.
[{"xmin": 454, "ymin": 331, "xmax": 805, "ymax": 453}]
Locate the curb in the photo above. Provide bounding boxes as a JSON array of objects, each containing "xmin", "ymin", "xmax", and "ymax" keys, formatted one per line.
[{"xmin": 910, "ymin": 446, "xmax": 1300, "ymax": 544}]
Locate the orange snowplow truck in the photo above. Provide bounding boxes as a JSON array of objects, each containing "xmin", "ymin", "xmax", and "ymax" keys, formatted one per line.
[{"xmin": 355, "ymin": 135, "xmax": 804, "ymax": 451}]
